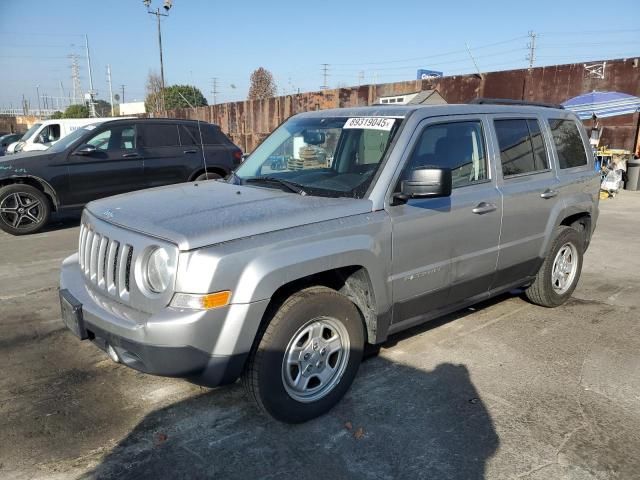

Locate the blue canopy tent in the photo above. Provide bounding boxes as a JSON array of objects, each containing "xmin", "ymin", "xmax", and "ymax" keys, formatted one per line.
[{"xmin": 562, "ymin": 91, "xmax": 640, "ymax": 120}]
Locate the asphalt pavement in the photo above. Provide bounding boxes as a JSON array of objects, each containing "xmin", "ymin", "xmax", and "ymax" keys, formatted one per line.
[{"xmin": 1, "ymin": 193, "xmax": 639, "ymax": 480}]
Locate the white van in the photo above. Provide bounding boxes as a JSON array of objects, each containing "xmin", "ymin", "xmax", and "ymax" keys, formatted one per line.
[{"xmin": 7, "ymin": 118, "xmax": 113, "ymax": 154}]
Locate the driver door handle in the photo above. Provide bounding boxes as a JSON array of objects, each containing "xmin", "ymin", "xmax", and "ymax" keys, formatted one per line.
[
  {"xmin": 183, "ymin": 149, "xmax": 198, "ymax": 154},
  {"xmin": 540, "ymin": 189, "xmax": 558, "ymax": 199},
  {"xmin": 472, "ymin": 202, "xmax": 497, "ymax": 215},
  {"xmin": 122, "ymin": 153, "xmax": 141, "ymax": 159}
]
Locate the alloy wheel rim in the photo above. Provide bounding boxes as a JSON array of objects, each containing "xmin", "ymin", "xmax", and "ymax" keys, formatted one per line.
[
  {"xmin": 281, "ymin": 316, "xmax": 350, "ymax": 403},
  {"xmin": 551, "ymin": 242, "xmax": 578, "ymax": 294},
  {"xmin": 0, "ymin": 192, "xmax": 44, "ymax": 229}
]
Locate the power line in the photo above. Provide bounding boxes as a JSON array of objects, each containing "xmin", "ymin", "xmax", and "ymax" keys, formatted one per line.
[{"xmin": 331, "ymin": 35, "xmax": 529, "ymax": 66}]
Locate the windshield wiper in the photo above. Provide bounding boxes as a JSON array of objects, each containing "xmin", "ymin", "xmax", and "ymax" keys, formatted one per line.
[{"xmin": 245, "ymin": 176, "xmax": 307, "ymax": 195}]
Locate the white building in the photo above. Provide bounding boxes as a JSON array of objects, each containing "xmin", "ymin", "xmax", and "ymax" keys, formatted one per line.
[{"xmin": 119, "ymin": 102, "xmax": 146, "ymax": 115}]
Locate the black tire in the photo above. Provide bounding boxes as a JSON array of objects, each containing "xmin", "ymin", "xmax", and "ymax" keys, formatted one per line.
[
  {"xmin": 243, "ymin": 286, "xmax": 365, "ymax": 423},
  {"xmin": 525, "ymin": 226, "xmax": 583, "ymax": 307},
  {"xmin": 194, "ymin": 171, "xmax": 222, "ymax": 181},
  {"xmin": 0, "ymin": 184, "xmax": 50, "ymax": 235}
]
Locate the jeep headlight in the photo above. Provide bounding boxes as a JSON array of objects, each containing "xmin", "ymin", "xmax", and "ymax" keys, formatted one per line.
[{"xmin": 145, "ymin": 247, "xmax": 172, "ymax": 293}]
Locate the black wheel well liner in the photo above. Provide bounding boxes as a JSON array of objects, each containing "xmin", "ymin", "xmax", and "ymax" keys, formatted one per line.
[
  {"xmin": 0, "ymin": 176, "xmax": 58, "ymax": 211},
  {"xmin": 262, "ymin": 266, "xmax": 379, "ymax": 345},
  {"xmin": 559, "ymin": 212, "xmax": 592, "ymax": 249},
  {"xmin": 189, "ymin": 166, "xmax": 228, "ymax": 181}
]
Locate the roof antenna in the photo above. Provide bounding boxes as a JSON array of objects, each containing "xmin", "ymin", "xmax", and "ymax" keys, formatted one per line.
[
  {"xmin": 196, "ymin": 119, "xmax": 208, "ymax": 180},
  {"xmin": 177, "ymin": 91, "xmax": 208, "ymax": 179}
]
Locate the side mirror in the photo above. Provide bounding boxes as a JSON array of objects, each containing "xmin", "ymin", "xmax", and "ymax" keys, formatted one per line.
[
  {"xmin": 395, "ymin": 167, "xmax": 452, "ymax": 203},
  {"xmin": 74, "ymin": 144, "xmax": 97, "ymax": 156}
]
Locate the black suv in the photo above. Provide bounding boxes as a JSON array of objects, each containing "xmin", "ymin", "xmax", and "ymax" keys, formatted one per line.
[{"xmin": 0, "ymin": 118, "xmax": 242, "ymax": 235}]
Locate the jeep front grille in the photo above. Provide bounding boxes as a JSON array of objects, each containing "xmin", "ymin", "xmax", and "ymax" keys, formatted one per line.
[{"xmin": 78, "ymin": 222, "xmax": 134, "ymax": 300}]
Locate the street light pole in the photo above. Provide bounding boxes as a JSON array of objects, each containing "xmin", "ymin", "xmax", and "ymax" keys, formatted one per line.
[
  {"xmin": 144, "ymin": 1, "xmax": 172, "ymax": 110},
  {"xmin": 155, "ymin": 8, "xmax": 165, "ymax": 92}
]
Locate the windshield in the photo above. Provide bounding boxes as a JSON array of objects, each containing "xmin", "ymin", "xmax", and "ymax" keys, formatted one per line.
[
  {"xmin": 20, "ymin": 123, "xmax": 42, "ymax": 141},
  {"xmin": 47, "ymin": 126, "xmax": 91, "ymax": 153},
  {"xmin": 234, "ymin": 115, "xmax": 403, "ymax": 198}
]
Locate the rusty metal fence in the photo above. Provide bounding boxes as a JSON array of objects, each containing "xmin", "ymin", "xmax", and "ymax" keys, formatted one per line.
[{"xmin": 157, "ymin": 58, "xmax": 640, "ymax": 153}]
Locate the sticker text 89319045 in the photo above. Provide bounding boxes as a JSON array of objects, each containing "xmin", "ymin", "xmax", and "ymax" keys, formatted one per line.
[{"xmin": 343, "ymin": 117, "xmax": 396, "ymax": 131}]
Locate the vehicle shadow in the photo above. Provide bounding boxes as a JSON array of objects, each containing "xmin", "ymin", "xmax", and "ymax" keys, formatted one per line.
[
  {"xmin": 41, "ymin": 213, "xmax": 81, "ymax": 233},
  {"xmin": 81, "ymin": 358, "xmax": 499, "ymax": 479}
]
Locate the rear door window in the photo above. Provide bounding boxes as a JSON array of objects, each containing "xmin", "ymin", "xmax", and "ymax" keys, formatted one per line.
[
  {"xmin": 494, "ymin": 119, "xmax": 549, "ymax": 176},
  {"xmin": 549, "ymin": 119, "xmax": 588, "ymax": 169},
  {"xmin": 141, "ymin": 124, "xmax": 180, "ymax": 147}
]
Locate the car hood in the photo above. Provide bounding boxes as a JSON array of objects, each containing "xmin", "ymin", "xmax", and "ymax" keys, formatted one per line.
[{"xmin": 86, "ymin": 181, "xmax": 373, "ymax": 250}]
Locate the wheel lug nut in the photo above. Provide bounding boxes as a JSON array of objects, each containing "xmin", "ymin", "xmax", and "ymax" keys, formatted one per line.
[
  {"xmin": 313, "ymin": 343, "xmax": 318, "ymax": 350},
  {"xmin": 304, "ymin": 353, "xmax": 311, "ymax": 360},
  {"xmin": 320, "ymin": 348, "xmax": 326, "ymax": 356}
]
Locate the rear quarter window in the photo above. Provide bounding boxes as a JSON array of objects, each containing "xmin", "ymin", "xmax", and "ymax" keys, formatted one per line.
[
  {"xmin": 201, "ymin": 125, "xmax": 227, "ymax": 145},
  {"xmin": 549, "ymin": 119, "xmax": 588, "ymax": 169}
]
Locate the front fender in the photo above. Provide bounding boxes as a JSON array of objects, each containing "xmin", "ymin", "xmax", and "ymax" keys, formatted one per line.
[
  {"xmin": 175, "ymin": 212, "xmax": 393, "ymax": 316},
  {"xmin": 0, "ymin": 174, "xmax": 60, "ymax": 209},
  {"xmin": 235, "ymin": 233, "xmax": 390, "ymax": 311}
]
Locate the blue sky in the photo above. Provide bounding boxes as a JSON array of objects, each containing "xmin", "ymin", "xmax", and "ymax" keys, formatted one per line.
[{"xmin": 0, "ymin": 0, "xmax": 638, "ymax": 110}]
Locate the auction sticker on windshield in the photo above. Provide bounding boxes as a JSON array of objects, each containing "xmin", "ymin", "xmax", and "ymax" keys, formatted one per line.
[{"xmin": 343, "ymin": 117, "xmax": 396, "ymax": 131}]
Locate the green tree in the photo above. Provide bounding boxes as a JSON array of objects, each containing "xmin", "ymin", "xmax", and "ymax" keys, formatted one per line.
[
  {"xmin": 50, "ymin": 111, "xmax": 64, "ymax": 119},
  {"xmin": 94, "ymin": 99, "xmax": 113, "ymax": 117},
  {"xmin": 147, "ymin": 84, "xmax": 208, "ymax": 112},
  {"xmin": 64, "ymin": 104, "xmax": 90, "ymax": 118},
  {"xmin": 248, "ymin": 67, "xmax": 277, "ymax": 100}
]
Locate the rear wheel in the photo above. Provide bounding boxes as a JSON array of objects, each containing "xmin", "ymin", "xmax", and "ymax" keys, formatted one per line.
[
  {"xmin": 525, "ymin": 226, "xmax": 583, "ymax": 307},
  {"xmin": 0, "ymin": 184, "xmax": 50, "ymax": 235},
  {"xmin": 194, "ymin": 171, "xmax": 222, "ymax": 181},
  {"xmin": 243, "ymin": 286, "xmax": 365, "ymax": 423}
]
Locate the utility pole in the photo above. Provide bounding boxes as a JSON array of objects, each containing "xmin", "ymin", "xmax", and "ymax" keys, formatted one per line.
[
  {"xmin": 70, "ymin": 54, "xmax": 82, "ymax": 104},
  {"xmin": 358, "ymin": 71, "xmax": 364, "ymax": 87},
  {"xmin": 210, "ymin": 77, "xmax": 218, "ymax": 105},
  {"xmin": 85, "ymin": 34, "xmax": 97, "ymax": 117},
  {"xmin": 120, "ymin": 84, "xmax": 125, "ymax": 103},
  {"xmin": 144, "ymin": 1, "xmax": 173, "ymax": 109},
  {"xmin": 106, "ymin": 64, "xmax": 115, "ymax": 116},
  {"xmin": 59, "ymin": 80, "xmax": 65, "ymax": 110},
  {"xmin": 526, "ymin": 31, "xmax": 537, "ymax": 70},
  {"xmin": 320, "ymin": 63, "xmax": 330, "ymax": 90},
  {"xmin": 36, "ymin": 85, "xmax": 41, "ymax": 117}
]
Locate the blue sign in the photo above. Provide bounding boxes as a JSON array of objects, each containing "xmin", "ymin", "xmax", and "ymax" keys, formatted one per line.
[{"xmin": 417, "ymin": 69, "xmax": 443, "ymax": 80}]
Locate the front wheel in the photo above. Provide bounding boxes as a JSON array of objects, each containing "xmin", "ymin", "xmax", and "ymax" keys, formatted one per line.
[
  {"xmin": 525, "ymin": 226, "xmax": 583, "ymax": 307},
  {"xmin": 0, "ymin": 184, "xmax": 50, "ymax": 235},
  {"xmin": 243, "ymin": 286, "xmax": 365, "ymax": 423}
]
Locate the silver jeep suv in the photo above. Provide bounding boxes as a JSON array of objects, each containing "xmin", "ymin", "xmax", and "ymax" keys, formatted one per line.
[{"xmin": 60, "ymin": 101, "xmax": 599, "ymax": 423}]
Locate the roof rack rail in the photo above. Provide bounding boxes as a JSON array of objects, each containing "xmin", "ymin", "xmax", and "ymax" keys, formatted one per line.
[{"xmin": 469, "ymin": 98, "xmax": 564, "ymax": 109}]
